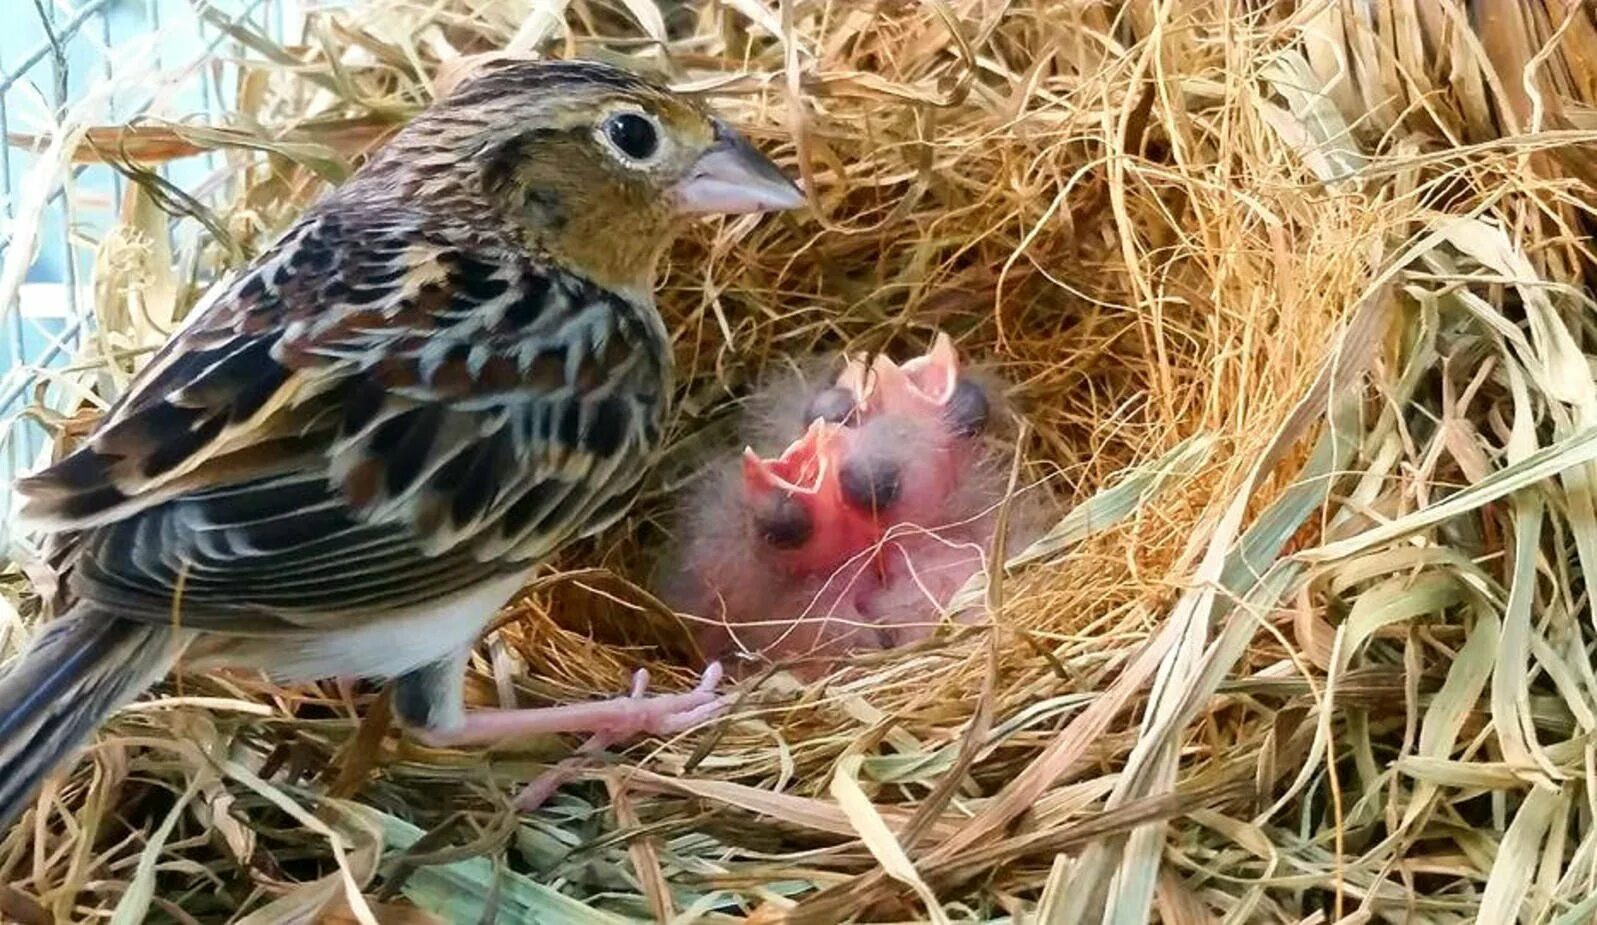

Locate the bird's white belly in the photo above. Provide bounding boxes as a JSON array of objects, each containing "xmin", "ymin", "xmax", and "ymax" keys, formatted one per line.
[{"xmin": 266, "ymin": 571, "xmax": 529, "ymax": 681}]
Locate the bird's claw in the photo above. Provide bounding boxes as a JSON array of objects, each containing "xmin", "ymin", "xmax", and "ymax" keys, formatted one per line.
[
  {"xmin": 582, "ymin": 661, "xmax": 726, "ymax": 743},
  {"xmin": 513, "ymin": 662, "xmax": 726, "ymax": 810}
]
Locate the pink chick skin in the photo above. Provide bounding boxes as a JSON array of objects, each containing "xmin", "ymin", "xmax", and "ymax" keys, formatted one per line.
[{"xmin": 664, "ymin": 335, "xmax": 1037, "ymax": 676}]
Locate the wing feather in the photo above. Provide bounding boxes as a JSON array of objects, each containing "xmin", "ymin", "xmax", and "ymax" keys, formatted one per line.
[{"xmin": 22, "ymin": 204, "xmax": 667, "ymax": 630}]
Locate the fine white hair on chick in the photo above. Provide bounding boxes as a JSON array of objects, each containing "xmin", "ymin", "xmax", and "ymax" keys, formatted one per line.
[
  {"xmin": 658, "ymin": 337, "xmax": 1053, "ymax": 677},
  {"xmin": 735, "ymin": 356, "xmax": 850, "ymax": 453}
]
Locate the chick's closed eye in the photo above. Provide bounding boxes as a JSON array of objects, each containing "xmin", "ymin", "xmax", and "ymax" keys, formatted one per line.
[{"xmin": 663, "ymin": 335, "xmax": 1047, "ymax": 676}]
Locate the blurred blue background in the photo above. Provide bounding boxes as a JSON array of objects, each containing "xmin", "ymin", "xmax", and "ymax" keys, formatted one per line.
[{"xmin": 0, "ymin": 0, "xmax": 298, "ymax": 520}]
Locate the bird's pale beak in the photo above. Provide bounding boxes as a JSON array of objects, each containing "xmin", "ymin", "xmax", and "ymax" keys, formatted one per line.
[{"xmin": 675, "ymin": 120, "xmax": 805, "ymax": 215}]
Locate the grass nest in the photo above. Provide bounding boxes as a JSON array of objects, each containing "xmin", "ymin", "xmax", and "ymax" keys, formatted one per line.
[{"xmin": 4, "ymin": 1, "xmax": 1597, "ymax": 922}]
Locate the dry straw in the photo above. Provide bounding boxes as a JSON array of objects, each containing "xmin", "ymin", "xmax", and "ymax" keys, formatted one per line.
[{"xmin": 2, "ymin": 1, "xmax": 1596, "ymax": 922}]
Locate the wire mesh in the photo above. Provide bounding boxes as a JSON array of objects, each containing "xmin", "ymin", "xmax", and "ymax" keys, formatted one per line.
[{"xmin": 0, "ymin": 0, "xmax": 297, "ymax": 540}]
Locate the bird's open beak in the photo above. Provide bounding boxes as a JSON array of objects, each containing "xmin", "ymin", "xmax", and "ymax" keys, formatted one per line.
[{"xmin": 675, "ymin": 119, "xmax": 805, "ymax": 215}]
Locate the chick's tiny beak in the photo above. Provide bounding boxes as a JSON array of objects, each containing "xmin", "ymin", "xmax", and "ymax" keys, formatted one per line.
[{"xmin": 675, "ymin": 119, "xmax": 805, "ymax": 215}]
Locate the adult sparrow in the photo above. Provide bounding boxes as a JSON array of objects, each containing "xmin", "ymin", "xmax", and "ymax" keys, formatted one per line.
[{"xmin": 0, "ymin": 58, "xmax": 802, "ymax": 825}]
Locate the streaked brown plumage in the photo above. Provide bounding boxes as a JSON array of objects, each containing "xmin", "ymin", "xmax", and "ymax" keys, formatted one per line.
[{"xmin": 0, "ymin": 58, "xmax": 802, "ymax": 825}]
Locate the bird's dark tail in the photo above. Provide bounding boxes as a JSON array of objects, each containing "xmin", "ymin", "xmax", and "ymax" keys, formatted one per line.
[{"xmin": 0, "ymin": 615, "xmax": 176, "ymax": 827}]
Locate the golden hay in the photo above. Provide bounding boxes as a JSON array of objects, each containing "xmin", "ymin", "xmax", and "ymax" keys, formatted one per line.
[{"xmin": 3, "ymin": 1, "xmax": 1597, "ymax": 921}]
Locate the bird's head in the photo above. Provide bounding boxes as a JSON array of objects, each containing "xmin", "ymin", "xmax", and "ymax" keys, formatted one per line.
[{"xmin": 378, "ymin": 58, "xmax": 803, "ymax": 299}]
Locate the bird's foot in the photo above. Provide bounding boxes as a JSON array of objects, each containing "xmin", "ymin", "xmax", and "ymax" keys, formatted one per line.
[
  {"xmin": 416, "ymin": 662, "xmax": 725, "ymax": 747},
  {"xmin": 512, "ymin": 662, "xmax": 726, "ymax": 810},
  {"xmin": 413, "ymin": 663, "xmax": 726, "ymax": 809}
]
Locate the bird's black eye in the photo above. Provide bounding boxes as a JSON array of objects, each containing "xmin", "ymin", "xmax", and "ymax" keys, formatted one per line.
[{"xmin": 604, "ymin": 113, "xmax": 660, "ymax": 162}]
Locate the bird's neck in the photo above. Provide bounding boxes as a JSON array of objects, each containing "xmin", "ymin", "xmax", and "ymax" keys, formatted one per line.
[{"xmin": 525, "ymin": 211, "xmax": 675, "ymax": 305}]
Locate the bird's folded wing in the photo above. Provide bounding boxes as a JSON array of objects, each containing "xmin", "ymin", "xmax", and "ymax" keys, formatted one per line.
[{"xmin": 17, "ymin": 206, "xmax": 665, "ymax": 629}]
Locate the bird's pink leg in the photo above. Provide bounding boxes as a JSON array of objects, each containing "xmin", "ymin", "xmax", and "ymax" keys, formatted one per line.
[
  {"xmin": 334, "ymin": 676, "xmax": 360, "ymax": 709},
  {"xmin": 415, "ymin": 663, "xmax": 725, "ymax": 747},
  {"xmin": 527, "ymin": 663, "xmax": 725, "ymax": 809},
  {"xmin": 414, "ymin": 663, "xmax": 725, "ymax": 808}
]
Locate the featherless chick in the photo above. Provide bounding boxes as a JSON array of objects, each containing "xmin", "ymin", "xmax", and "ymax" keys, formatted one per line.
[
  {"xmin": 665, "ymin": 336, "xmax": 1048, "ymax": 677},
  {"xmin": 0, "ymin": 58, "xmax": 803, "ymax": 826}
]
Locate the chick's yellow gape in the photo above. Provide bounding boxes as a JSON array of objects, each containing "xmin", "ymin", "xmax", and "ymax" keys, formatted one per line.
[{"xmin": 0, "ymin": 58, "xmax": 802, "ymax": 826}]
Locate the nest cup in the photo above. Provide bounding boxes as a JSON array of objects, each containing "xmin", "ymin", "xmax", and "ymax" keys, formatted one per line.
[{"xmin": 4, "ymin": 1, "xmax": 1597, "ymax": 921}]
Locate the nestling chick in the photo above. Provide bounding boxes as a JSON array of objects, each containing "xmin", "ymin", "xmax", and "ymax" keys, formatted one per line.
[
  {"xmin": 0, "ymin": 58, "xmax": 802, "ymax": 826},
  {"xmin": 665, "ymin": 336, "xmax": 1040, "ymax": 675}
]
